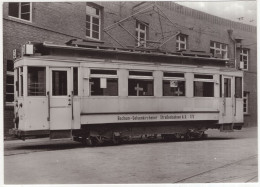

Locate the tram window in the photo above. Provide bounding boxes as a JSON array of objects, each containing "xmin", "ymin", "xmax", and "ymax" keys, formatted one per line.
[
  {"xmin": 194, "ymin": 74, "xmax": 213, "ymax": 79},
  {"xmin": 128, "ymin": 79, "xmax": 153, "ymax": 96},
  {"xmin": 235, "ymin": 77, "xmax": 242, "ymax": 98},
  {"xmin": 20, "ymin": 67, "xmax": 23, "ymax": 96},
  {"xmin": 73, "ymin": 67, "xmax": 78, "ymax": 96},
  {"xmin": 52, "ymin": 71, "xmax": 67, "ymax": 96},
  {"xmin": 28, "ymin": 67, "xmax": 46, "ymax": 96},
  {"xmin": 90, "ymin": 69, "xmax": 117, "ymax": 75},
  {"xmin": 194, "ymin": 82, "xmax": 214, "ymax": 97},
  {"xmin": 163, "ymin": 80, "xmax": 185, "ymax": 96},
  {"xmin": 16, "ymin": 69, "xmax": 19, "ymax": 95},
  {"xmin": 224, "ymin": 78, "xmax": 231, "ymax": 97},
  {"xmin": 90, "ymin": 78, "xmax": 118, "ymax": 96},
  {"xmin": 163, "ymin": 72, "xmax": 185, "ymax": 96},
  {"xmin": 163, "ymin": 72, "xmax": 184, "ymax": 78}
]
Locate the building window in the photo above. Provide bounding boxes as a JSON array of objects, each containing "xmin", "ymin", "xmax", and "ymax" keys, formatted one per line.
[
  {"xmin": 210, "ymin": 41, "xmax": 228, "ymax": 59},
  {"xmin": 194, "ymin": 74, "xmax": 214, "ymax": 97},
  {"xmin": 128, "ymin": 71, "xmax": 153, "ymax": 96},
  {"xmin": 6, "ymin": 60, "xmax": 14, "ymax": 103},
  {"xmin": 136, "ymin": 21, "xmax": 148, "ymax": 47},
  {"xmin": 86, "ymin": 4, "xmax": 101, "ymax": 40},
  {"xmin": 89, "ymin": 69, "xmax": 118, "ymax": 96},
  {"xmin": 8, "ymin": 2, "xmax": 32, "ymax": 21},
  {"xmin": 243, "ymin": 92, "xmax": 249, "ymax": 114},
  {"xmin": 163, "ymin": 72, "xmax": 185, "ymax": 96},
  {"xmin": 176, "ymin": 34, "xmax": 187, "ymax": 51},
  {"xmin": 240, "ymin": 49, "xmax": 249, "ymax": 70},
  {"xmin": 28, "ymin": 67, "xmax": 46, "ymax": 96}
]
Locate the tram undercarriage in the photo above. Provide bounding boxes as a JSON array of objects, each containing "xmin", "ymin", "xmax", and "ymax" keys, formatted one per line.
[{"xmin": 70, "ymin": 121, "xmax": 228, "ymax": 146}]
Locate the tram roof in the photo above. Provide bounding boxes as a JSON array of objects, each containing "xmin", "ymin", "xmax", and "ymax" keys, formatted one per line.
[{"xmin": 22, "ymin": 41, "xmax": 229, "ymax": 66}]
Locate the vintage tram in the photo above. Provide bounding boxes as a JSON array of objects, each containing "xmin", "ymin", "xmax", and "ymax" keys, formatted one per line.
[{"xmin": 10, "ymin": 40, "xmax": 244, "ymax": 145}]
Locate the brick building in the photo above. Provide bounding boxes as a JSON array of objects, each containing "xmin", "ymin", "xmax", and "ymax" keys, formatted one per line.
[{"xmin": 3, "ymin": 2, "xmax": 257, "ymax": 137}]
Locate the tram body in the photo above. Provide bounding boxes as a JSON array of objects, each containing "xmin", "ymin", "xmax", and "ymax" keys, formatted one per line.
[{"xmin": 10, "ymin": 41, "xmax": 244, "ymax": 143}]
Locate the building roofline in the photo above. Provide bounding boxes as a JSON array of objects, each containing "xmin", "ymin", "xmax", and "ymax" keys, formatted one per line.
[{"xmin": 156, "ymin": 1, "xmax": 256, "ymax": 33}]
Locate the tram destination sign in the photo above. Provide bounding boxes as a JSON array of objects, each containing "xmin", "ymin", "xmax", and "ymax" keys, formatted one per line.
[{"xmin": 81, "ymin": 112, "xmax": 219, "ymax": 124}]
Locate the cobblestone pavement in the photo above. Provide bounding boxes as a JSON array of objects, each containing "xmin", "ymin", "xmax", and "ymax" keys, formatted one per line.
[{"xmin": 4, "ymin": 127, "xmax": 258, "ymax": 184}]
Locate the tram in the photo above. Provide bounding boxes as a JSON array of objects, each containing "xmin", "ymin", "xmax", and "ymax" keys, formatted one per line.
[{"xmin": 10, "ymin": 40, "xmax": 244, "ymax": 145}]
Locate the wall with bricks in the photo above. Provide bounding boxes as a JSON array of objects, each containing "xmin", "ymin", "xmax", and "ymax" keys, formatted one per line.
[{"xmin": 3, "ymin": 1, "xmax": 257, "ymax": 137}]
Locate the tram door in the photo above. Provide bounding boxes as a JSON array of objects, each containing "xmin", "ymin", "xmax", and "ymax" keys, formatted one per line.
[
  {"xmin": 49, "ymin": 68, "xmax": 72, "ymax": 131},
  {"xmin": 222, "ymin": 76, "xmax": 234, "ymax": 123}
]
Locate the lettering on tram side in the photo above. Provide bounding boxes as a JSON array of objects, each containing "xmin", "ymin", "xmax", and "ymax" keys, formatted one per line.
[{"xmin": 117, "ymin": 114, "xmax": 195, "ymax": 121}]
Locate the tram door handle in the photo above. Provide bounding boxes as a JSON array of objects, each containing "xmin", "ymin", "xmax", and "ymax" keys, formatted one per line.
[{"xmin": 68, "ymin": 95, "xmax": 71, "ymax": 106}]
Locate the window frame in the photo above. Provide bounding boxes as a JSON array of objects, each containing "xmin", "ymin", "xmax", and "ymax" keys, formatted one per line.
[
  {"xmin": 163, "ymin": 72, "xmax": 186, "ymax": 97},
  {"xmin": 8, "ymin": 2, "xmax": 32, "ymax": 22},
  {"xmin": 194, "ymin": 74, "xmax": 215, "ymax": 97},
  {"xmin": 128, "ymin": 70, "xmax": 154, "ymax": 96},
  {"xmin": 210, "ymin": 41, "xmax": 228, "ymax": 59},
  {"xmin": 27, "ymin": 66, "xmax": 46, "ymax": 96},
  {"xmin": 89, "ymin": 69, "xmax": 118, "ymax": 96},
  {"xmin": 136, "ymin": 21, "xmax": 148, "ymax": 47},
  {"xmin": 176, "ymin": 34, "xmax": 187, "ymax": 51},
  {"xmin": 243, "ymin": 91, "xmax": 249, "ymax": 114},
  {"xmin": 240, "ymin": 48, "xmax": 249, "ymax": 71},
  {"xmin": 86, "ymin": 3, "xmax": 102, "ymax": 40}
]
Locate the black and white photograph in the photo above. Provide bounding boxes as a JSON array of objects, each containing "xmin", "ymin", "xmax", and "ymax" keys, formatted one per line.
[{"xmin": 1, "ymin": 0, "xmax": 258, "ymax": 185}]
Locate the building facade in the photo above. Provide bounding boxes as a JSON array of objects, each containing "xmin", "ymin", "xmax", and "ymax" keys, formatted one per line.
[{"xmin": 3, "ymin": 2, "xmax": 257, "ymax": 137}]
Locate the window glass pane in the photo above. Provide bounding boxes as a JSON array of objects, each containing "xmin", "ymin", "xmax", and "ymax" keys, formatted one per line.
[
  {"xmin": 90, "ymin": 78, "xmax": 118, "ymax": 96},
  {"xmin": 180, "ymin": 43, "xmax": 185, "ymax": 49},
  {"xmin": 93, "ymin": 17, "xmax": 99, "ymax": 25},
  {"xmin": 86, "ymin": 29, "xmax": 90, "ymax": 37},
  {"xmin": 140, "ymin": 23, "xmax": 145, "ymax": 30},
  {"xmin": 21, "ymin": 3, "xmax": 30, "ymax": 13},
  {"xmin": 91, "ymin": 69, "xmax": 117, "ymax": 75},
  {"xmin": 194, "ymin": 81, "xmax": 214, "ymax": 97},
  {"xmin": 28, "ymin": 67, "xmax": 46, "ymax": 96},
  {"xmin": 6, "ymin": 85, "xmax": 14, "ymax": 93},
  {"xmin": 20, "ymin": 67, "xmax": 23, "ymax": 96},
  {"xmin": 163, "ymin": 80, "xmax": 185, "ymax": 96},
  {"xmin": 73, "ymin": 67, "xmax": 78, "ymax": 96},
  {"xmin": 86, "ymin": 15, "xmax": 90, "ymax": 22},
  {"xmin": 7, "ymin": 60, "xmax": 14, "ymax": 71},
  {"xmin": 194, "ymin": 74, "xmax": 213, "ymax": 79},
  {"xmin": 21, "ymin": 13, "xmax": 30, "ymax": 21},
  {"xmin": 9, "ymin": 3, "xmax": 19, "ymax": 18},
  {"xmin": 210, "ymin": 41, "xmax": 214, "ymax": 47},
  {"xmin": 164, "ymin": 72, "xmax": 184, "ymax": 77},
  {"xmin": 52, "ymin": 71, "xmax": 67, "ymax": 96},
  {"xmin": 6, "ymin": 93, "xmax": 14, "ymax": 102},
  {"xmin": 92, "ymin": 31, "xmax": 99, "ymax": 39},
  {"xmin": 210, "ymin": 49, "xmax": 215, "ymax": 55},
  {"xmin": 16, "ymin": 69, "xmax": 19, "ymax": 95},
  {"xmin": 140, "ymin": 32, "xmax": 145, "ymax": 39},
  {"xmin": 86, "ymin": 22, "xmax": 90, "ymax": 29},
  {"xmin": 180, "ymin": 35, "xmax": 185, "ymax": 41},
  {"xmin": 7, "ymin": 75, "xmax": 14, "ymax": 85},
  {"xmin": 224, "ymin": 78, "xmax": 231, "ymax": 97},
  {"xmin": 92, "ymin": 24, "xmax": 99, "ymax": 32},
  {"xmin": 235, "ymin": 77, "xmax": 242, "ymax": 98},
  {"xmin": 129, "ymin": 71, "xmax": 152, "ymax": 76},
  {"xmin": 128, "ymin": 79, "xmax": 153, "ymax": 96},
  {"xmin": 216, "ymin": 43, "xmax": 220, "ymax": 48}
]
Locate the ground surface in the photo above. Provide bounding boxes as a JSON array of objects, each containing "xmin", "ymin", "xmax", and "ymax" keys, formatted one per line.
[{"xmin": 4, "ymin": 127, "xmax": 258, "ymax": 184}]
